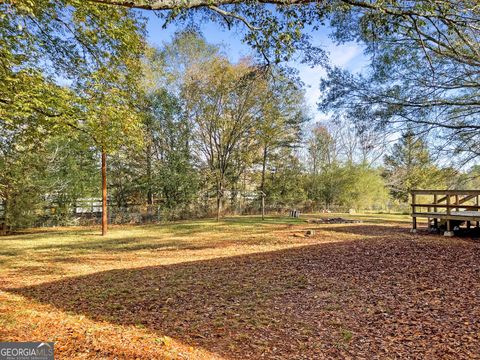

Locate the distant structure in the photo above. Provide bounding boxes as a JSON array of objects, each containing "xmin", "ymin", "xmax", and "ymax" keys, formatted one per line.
[
  {"xmin": 290, "ymin": 209, "xmax": 301, "ymax": 218},
  {"xmin": 411, "ymin": 190, "xmax": 480, "ymax": 236}
]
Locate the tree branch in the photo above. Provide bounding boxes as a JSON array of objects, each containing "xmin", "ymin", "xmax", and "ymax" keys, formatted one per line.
[
  {"xmin": 88, "ymin": 0, "xmax": 313, "ymax": 10},
  {"xmin": 208, "ymin": 5, "xmax": 261, "ymax": 31}
]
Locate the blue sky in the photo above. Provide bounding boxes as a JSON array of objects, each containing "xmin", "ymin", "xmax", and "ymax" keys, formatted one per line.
[{"xmin": 142, "ymin": 11, "xmax": 370, "ymax": 124}]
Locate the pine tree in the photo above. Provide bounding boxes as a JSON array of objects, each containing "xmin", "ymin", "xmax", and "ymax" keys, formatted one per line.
[{"xmin": 384, "ymin": 130, "xmax": 437, "ymax": 202}]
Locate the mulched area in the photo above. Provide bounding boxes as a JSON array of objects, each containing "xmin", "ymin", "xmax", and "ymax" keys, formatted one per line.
[{"xmin": 11, "ymin": 225, "xmax": 480, "ymax": 359}]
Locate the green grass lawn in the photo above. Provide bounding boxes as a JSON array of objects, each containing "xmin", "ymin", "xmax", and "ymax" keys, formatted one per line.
[{"xmin": 2, "ymin": 213, "xmax": 478, "ymax": 359}]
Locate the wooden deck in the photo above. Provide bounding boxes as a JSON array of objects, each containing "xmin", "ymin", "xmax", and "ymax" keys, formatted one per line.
[{"xmin": 411, "ymin": 190, "xmax": 480, "ymax": 236}]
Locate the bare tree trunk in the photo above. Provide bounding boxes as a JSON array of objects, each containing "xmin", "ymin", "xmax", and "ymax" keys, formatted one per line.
[
  {"xmin": 101, "ymin": 148, "xmax": 108, "ymax": 236},
  {"xmin": 230, "ymin": 184, "xmax": 237, "ymax": 215},
  {"xmin": 261, "ymin": 146, "xmax": 267, "ymax": 220},
  {"xmin": 216, "ymin": 179, "xmax": 223, "ymax": 221},
  {"xmin": 216, "ymin": 192, "xmax": 221, "ymax": 221},
  {"xmin": 260, "ymin": 146, "xmax": 267, "ymax": 194},
  {"xmin": 146, "ymin": 143, "xmax": 153, "ymax": 205},
  {"xmin": 146, "ymin": 147, "xmax": 153, "ymax": 223},
  {"xmin": 1, "ymin": 193, "xmax": 8, "ymax": 235},
  {"xmin": 261, "ymin": 194, "xmax": 265, "ymax": 221}
]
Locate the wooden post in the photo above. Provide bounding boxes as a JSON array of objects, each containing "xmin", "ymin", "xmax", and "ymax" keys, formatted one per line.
[
  {"xmin": 455, "ymin": 194, "xmax": 459, "ymax": 212},
  {"xmin": 427, "ymin": 197, "xmax": 431, "ymax": 229},
  {"xmin": 101, "ymin": 148, "xmax": 107, "ymax": 236},
  {"xmin": 445, "ymin": 195, "xmax": 454, "ymax": 236},
  {"xmin": 476, "ymin": 196, "xmax": 479, "ymax": 228},
  {"xmin": 433, "ymin": 194, "xmax": 438, "ymax": 229},
  {"xmin": 411, "ymin": 192, "xmax": 417, "ymax": 233}
]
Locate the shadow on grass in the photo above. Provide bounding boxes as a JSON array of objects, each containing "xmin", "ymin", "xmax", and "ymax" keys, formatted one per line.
[
  {"xmin": 0, "ymin": 237, "xmax": 209, "ymax": 260},
  {"xmin": 10, "ymin": 236, "xmax": 480, "ymax": 359},
  {"xmin": 0, "ymin": 237, "xmax": 226, "ymax": 264},
  {"xmin": 5, "ymin": 216, "xmax": 409, "ymax": 260},
  {"xmin": 31, "ymin": 236, "xmax": 212, "ymax": 253},
  {"xmin": 0, "ymin": 229, "xmax": 99, "ymax": 240},
  {"xmin": 0, "ymin": 217, "xmax": 301, "ymax": 268},
  {"xmin": 0, "ymin": 216, "xmax": 302, "ymax": 239}
]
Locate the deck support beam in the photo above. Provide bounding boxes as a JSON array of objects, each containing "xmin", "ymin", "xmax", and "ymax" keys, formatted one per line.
[
  {"xmin": 444, "ymin": 220, "xmax": 454, "ymax": 237},
  {"xmin": 411, "ymin": 193, "xmax": 417, "ymax": 233}
]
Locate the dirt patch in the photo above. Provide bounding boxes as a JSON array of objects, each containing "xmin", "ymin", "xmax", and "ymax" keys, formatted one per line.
[{"xmin": 307, "ymin": 217, "xmax": 363, "ymax": 224}]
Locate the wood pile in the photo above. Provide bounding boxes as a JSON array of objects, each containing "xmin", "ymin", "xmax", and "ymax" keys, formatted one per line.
[{"xmin": 306, "ymin": 218, "xmax": 362, "ymax": 224}]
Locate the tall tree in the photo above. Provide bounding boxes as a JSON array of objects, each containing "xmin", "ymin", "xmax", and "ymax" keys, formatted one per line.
[
  {"xmin": 1, "ymin": 0, "xmax": 146, "ymax": 234},
  {"xmin": 306, "ymin": 124, "xmax": 343, "ymax": 209},
  {"xmin": 183, "ymin": 57, "xmax": 266, "ymax": 220},
  {"xmin": 139, "ymin": 35, "xmax": 208, "ymax": 216},
  {"xmin": 264, "ymin": 148, "xmax": 307, "ymax": 209},
  {"xmin": 307, "ymin": 124, "xmax": 337, "ymax": 176},
  {"xmin": 74, "ymin": 67, "xmax": 144, "ymax": 235},
  {"xmin": 383, "ymin": 130, "xmax": 440, "ymax": 202},
  {"xmin": 144, "ymin": 89, "xmax": 199, "ymax": 215},
  {"xmin": 257, "ymin": 71, "xmax": 308, "ymax": 206}
]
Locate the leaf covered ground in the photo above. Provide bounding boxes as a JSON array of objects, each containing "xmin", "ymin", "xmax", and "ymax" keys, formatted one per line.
[{"xmin": 1, "ymin": 215, "xmax": 479, "ymax": 359}]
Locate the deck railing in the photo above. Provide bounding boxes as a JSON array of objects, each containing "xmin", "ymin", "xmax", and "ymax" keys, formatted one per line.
[{"xmin": 410, "ymin": 190, "xmax": 480, "ymax": 235}]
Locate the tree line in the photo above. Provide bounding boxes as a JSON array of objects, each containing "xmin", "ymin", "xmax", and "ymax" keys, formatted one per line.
[{"xmin": 1, "ymin": 1, "xmax": 478, "ymax": 233}]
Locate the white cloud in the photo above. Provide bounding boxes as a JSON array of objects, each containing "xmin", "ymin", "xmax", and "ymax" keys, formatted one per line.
[
  {"xmin": 298, "ymin": 41, "xmax": 368, "ymax": 126},
  {"xmin": 329, "ymin": 43, "xmax": 362, "ymax": 68}
]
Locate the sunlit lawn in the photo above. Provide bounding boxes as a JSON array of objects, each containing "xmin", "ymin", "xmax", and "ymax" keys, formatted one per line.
[
  {"xmin": 1, "ymin": 213, "xmax": 479, "ymax": 359},
  {"xmin": 0, "ymin": 216, "xmax": 308, "ymax": 288}
]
